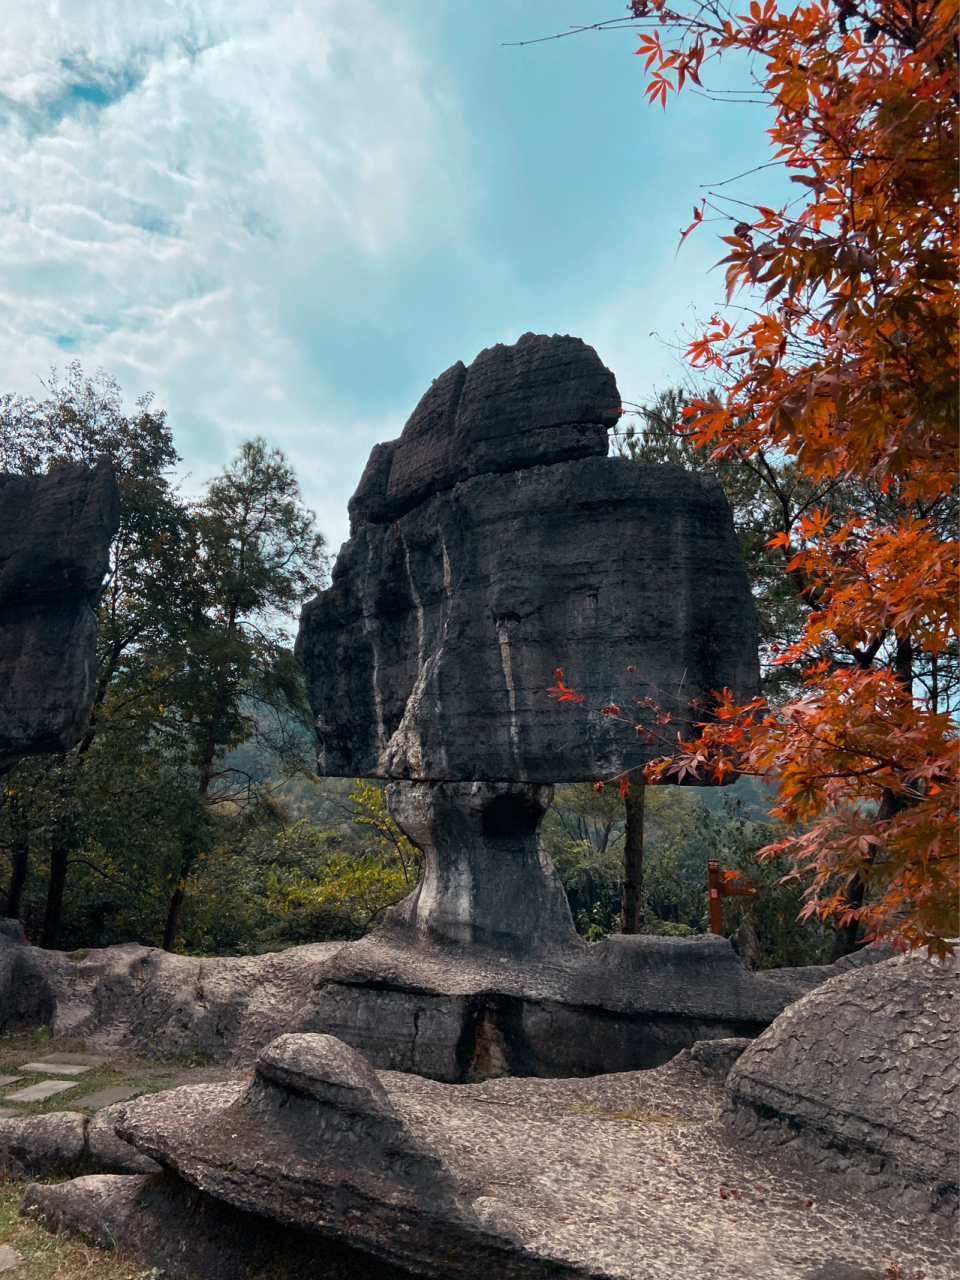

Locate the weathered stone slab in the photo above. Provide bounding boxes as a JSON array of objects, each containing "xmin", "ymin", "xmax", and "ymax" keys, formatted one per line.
[
  {"xmin": 5, "ymin": 1079, "xmax": 77, "ymax": 1102},
  {"xmin": 116, "ymin": 1035, "xmax": 523, "ymax": 1278},
  {"xmin": 0, "ymin": 1103, "xmax": 160, "ymax": 1176},
  {"xmin": 87, "ymin": 1103, "xmax": 161, "ymax": 1173},
  {"xmin": 723, "ymin": 949, "xmax": 959, "ymax": 1211},
  {"xmin": 19, "ymin": 1061, "xmax": 90, "ymax": 1075},
  {"xmin": 0, "ymin": 1245, "xmax": 22, "ymax": 1273},
  {"xmin": 73, "ymin": 1086, "xmax": 141, "ymax": 1109},
  {"xmin": 0, "ymin": 459, "xmax": 120, "ymax": 768},
  {"xmin": 0, "ymin": 1076, "xmax": 21, "ymax": 1088},
  {"xmin": 21, "ymin": 1172, "xmax": 421, "ymax": 1280}
]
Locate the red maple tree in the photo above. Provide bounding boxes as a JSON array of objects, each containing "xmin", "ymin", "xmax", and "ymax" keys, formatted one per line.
[{"xmin": 556, "ymin": 0, "xmax": 958, "ymax": 953}]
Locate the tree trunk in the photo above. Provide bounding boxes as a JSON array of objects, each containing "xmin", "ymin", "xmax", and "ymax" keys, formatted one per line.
[
  {"xmin": 40, "ymin": 832, "xmax": 69, "ymax": 949},
  {"xmin": 162, "ymin": 858, "xmax": 190, "ymax": 952},
  {"xmin": 831, "ymin": 871, "xmax": 866, "ymax": 959},
  {"xmin": 832, "ymin": 783, "xmax": 910, "ymax": 959},
  {"xmin": 6, "ymin": 835, "xmax": 29, "ymax": 920},
  {"xmin": 619, "ymin": 783, "xmax": 645, "ymax": 934}
]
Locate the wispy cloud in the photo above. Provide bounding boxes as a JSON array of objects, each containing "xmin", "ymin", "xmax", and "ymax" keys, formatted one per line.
[{"xmin": 0, "ymin": 0, "xmax": 470, "ymax": 544}]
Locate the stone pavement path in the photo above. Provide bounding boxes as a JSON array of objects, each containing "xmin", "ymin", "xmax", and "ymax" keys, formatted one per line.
[{"xmin": 0, "ymin": 1033, "xmax": 249, "ymax": 1117}]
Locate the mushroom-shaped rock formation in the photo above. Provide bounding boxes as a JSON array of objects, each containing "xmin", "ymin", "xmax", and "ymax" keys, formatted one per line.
[
  {"xmin": 0, "ymin": 459, "xmax": 120, "ymax": 770},
  {"xmin": 296, "ymin": 334, "xmax": 759, "ymax": 953}
]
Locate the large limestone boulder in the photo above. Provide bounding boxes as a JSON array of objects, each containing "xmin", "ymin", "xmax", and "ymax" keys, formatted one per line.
[
  {"xmin": 723, "ymin": 948, "xmax": 959, "ymax": 1210},
  {"xmin": 297, "ymin": 334, "xmax": 759, "ymax": 784},
  {"xmin": 0, "ymin": 458, "xmax": 120, "ymax": 768},
  {"xmin": 296, "ymin": 333, "xmax": 759, "ymax": 953}
]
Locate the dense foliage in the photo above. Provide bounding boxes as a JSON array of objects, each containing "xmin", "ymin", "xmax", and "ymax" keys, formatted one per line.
[
  {"xmin": 544, "ymin": 779, "xmax": 837, "ymax": 963},
  {"xmin": 563, "ymin": 0, "xmax": 958, "ymax": 953}
]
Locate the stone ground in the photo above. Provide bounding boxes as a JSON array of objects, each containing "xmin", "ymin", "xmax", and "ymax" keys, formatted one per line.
[
  {"xmin": 380, "ymin": 1056, "xmax": 952, "ymax": 1280},
  {"xmin": 1, "ymin": 1027, "xmax": 953, "ymax": 1280},
  {"xmin": 0, "ymin": 1028, "xmax": 250, "ymax": 1121}
]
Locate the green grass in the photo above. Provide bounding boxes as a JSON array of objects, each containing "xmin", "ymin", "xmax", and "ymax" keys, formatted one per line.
[
  {"xmin": 0, "ymin": 1029, "xmax": 245, "ymax": 1120},
  {"xmin": 566, "ymin": 1099, "xmax": 712, "ymax": 1124},
  {"xmin": 0, "ymin": 1175, "xmax": 151, "ymax": 1280}
]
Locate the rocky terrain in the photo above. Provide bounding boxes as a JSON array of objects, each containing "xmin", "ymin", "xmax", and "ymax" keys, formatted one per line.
[
  {"xmin": 4, "ymin": 950, "xmax": 955, "ymax": 1280},
  {"xmin": 0, "ymin": 459, "xmax": 120, "ymax": 770},
  {"xmin": 0, "ymin": 925, "xmax": 889, "ymax": 1080}
]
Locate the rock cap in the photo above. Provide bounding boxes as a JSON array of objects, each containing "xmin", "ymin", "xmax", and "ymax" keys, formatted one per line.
[{"xmin": 348, "ymin": 332, "xmax": 619, "ymax": 529}]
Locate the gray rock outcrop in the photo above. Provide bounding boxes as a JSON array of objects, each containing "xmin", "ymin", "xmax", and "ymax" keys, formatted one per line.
[
  {"xmin": 0, "ymin": 459, "xmax": 120, "ymax": 768},
  {"xmin": 723, "ymin": 948, "xmax": 959, "ymax": 1212},
  {"xmin": 22, "ymin": 1022, "xmax": 955, "ymax": 1279},
  {"xmin": 298, "ymin": 344, "xmax": 759, "ymax": 784},
  {"xmin": 347, "ymin": 330, "xmax": 621, "ymax": 529},
  {"xmin": 0, "ymin": 927, "xmax": 887, "ymax": 1081},
  {"xmin": 295, "ymin": 333, "xmax": 759, "ymax": 953},
  {"xmin": 113, "ymin": 1033, "xmax": 521, "ymax": 1277}
]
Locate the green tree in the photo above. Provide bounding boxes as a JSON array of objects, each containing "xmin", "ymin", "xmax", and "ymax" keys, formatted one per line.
[
  {"xmin": 160, "ymin": 439, "xmax": 327, "ymax": 950},
  {"xmin": 0, "ymin": 365, "xmax": 187, "ymax": 944}
]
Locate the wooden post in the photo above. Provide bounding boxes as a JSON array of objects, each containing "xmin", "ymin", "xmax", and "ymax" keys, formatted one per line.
[
  {"xmin": 707, "ymin": 859, "xmax": 759, "ymax": 934},
  {"xmin": 619, "ymin": 781, "xmax": 644, "ymax": 934},
  {"xmin": 707, "ymin": 860, "xmax": 723, "ymax": 935}
]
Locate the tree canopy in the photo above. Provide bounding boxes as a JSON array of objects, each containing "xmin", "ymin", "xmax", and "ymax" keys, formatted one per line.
[{"xmin": 629, "ymin": 0, "xmax": 958, "ymax": 953}]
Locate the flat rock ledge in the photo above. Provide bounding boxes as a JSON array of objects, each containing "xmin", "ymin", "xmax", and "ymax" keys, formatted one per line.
[
  {"xmin": 19, "ymin": 1000, "xmax": 957, "ymax": 1280},
  {"xmin": 0, "ymin": 928, "xmax": 893, "ymax": 1081}
]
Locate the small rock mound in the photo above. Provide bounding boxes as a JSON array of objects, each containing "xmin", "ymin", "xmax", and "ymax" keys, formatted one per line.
[{"xmin": 723, "ymin": 949, "xmax": 959, "ymax": 1212}]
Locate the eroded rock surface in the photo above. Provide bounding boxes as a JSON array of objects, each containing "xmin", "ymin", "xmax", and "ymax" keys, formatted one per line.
[
  {"xmin": 114, "ymin": 1034, "xmax": 522, "ymax": 1278},
  {"xmin": 383, "ymin": 780, "xmax": 577, "ymax": 950},
  {"xmin": 0, "ymin": 459, "xmax": 120, "ymax": 769},
  {"xmin": 346, "ymin": 331, "xmax": 620, "ymax": 530},
  {"xmin": 0, "ymin": 1106, "xmax": 160, "ymax": 1177},
  {"xmin": 24, "ymin": 1028, "xmax": 954, "ymax": 1280},
  {"xmin": 300, "ymin": 454, "xmax": 759, "ymax": 784},
  {"xmin": 723, "ymin": 948, "xmax": 959, "ymax": 1211},
  {"xmin": 296, "ymin": 333, "xmax": 759, "ymax": 953},
  {"xmin": 1, "ymin": 930, "xmax": 874, "ymax": 1080}
]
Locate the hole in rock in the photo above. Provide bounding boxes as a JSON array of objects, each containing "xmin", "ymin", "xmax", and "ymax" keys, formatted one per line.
[{"xmin": 481, "ymin": 793, "xmax": 544, "ymax": 840}]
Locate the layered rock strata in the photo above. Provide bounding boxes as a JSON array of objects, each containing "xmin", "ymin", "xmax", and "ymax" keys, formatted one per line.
[
  {"xmin": 0, "ymin": 459, "xmax": 120, "ymax": 768},
  {"xmin": 0, "ymin": 926, "xmax": 891, "ymax": 1081},
  {"xmin": 295, "ymin": 333, "xmax": 759, "ymax": 953}
]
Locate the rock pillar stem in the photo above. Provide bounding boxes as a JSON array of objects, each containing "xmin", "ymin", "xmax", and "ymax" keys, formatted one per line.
[
  {"xmin": 619, "ymin": 782, "xmax": 644, "ymax": 934},
  {"xmin": 383, "ymin": 781, "xmax": 578, "ymax": 952}
]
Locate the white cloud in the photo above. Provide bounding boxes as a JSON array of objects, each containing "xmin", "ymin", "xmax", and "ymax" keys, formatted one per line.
[{"xmin": 0, "ymin": 0, "xmax": 468, "ymax": 547}]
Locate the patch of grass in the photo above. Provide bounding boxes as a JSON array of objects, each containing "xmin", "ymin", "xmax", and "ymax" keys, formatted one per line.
[
  {"xmin": 0, "ymin": 1175, "xmax": 147, "ymax": 1280},
  {"xmin": 0, "ymin": 1058, "xmax": 169, "ymax": 1120},
  {"xmin": 165, "ymin": 1048, "xmax": 213, "ymax": 1069},
  {"xmin": 0, "ymin": 1030, "xmax": 87, "ymax": 1067},
  {"xmin": 566, "ymin": 1099, "xmax": 709, "ymax": 1124}
]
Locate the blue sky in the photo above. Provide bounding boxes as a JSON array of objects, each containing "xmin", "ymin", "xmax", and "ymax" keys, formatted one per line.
[{"xmin": 0, "ymin": 1, "xmax": 785, "ymax": 550}]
